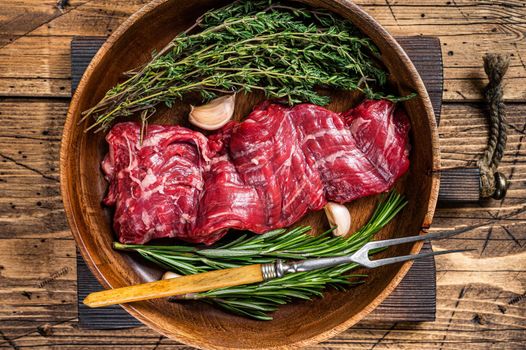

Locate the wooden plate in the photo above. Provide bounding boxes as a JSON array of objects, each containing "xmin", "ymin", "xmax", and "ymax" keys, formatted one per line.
[{"xmin": 60, "ymin": 0, "xmax": 440, "ymax": 348}]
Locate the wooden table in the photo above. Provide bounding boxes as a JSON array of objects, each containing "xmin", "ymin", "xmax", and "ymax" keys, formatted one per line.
[{"xmin": 0, "ymin": 1, "xmax": 524, "ymax": 349}]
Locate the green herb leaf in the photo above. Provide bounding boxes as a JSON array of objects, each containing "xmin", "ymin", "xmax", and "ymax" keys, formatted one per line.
[{"xmin": 82, "ymin": 0, "xmax": 411, "ymax": 131}]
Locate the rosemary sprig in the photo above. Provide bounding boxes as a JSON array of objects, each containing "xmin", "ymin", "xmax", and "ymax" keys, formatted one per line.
[
  {"xmin": 83, "ymin": 0, "xmax": 399, "ymax": 132},
  {"xmin": 114, "ymin": 192, "xmax": 406, "ymax": 320}
]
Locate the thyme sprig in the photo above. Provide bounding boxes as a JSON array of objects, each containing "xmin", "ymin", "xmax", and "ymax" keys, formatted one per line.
[
  {"xmin": 83, "ymin": 0, "xmax": 398, "ymax": 132},
  {"xmin": 114, "ymin": 191, "xmax": 406, "ymax": 320}
]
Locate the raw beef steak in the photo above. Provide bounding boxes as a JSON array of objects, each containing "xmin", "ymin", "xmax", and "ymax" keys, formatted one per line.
[{"xmin": 102, "ymin": 99, "xmax": 410, "ymax": 244}]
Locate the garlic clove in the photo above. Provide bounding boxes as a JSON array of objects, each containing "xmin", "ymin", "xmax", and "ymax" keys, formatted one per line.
[
  {"xmin": 161, "ymin": 271, "xmax": 181, "ymax": 280},
  {"xmin": 189, "ymin": 94, "xmax": 235, "ymax": 130},
  {"xmin": 324, "ymin": 202, "xmax": 351, "ymax": 237}
]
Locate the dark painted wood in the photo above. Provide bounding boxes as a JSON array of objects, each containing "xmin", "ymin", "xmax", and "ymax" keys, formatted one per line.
[
  {"xmin": 72, "ymin": 36, "xmax": 440, "ymax": 329},
  {"xmin": 395, "ymin": 36, "xmax": 443, "ymax": 125},
  {"xmin": 438, "ymin": 167, "xmax": 481, "ymax": 202},
  {"xmin": 395, "ymin": 37, "xmax": 480, "ymax": 202},
  {"xmin": 368, "ymin": 242, "xmax": 435, "ymax": 321},
  {"xmin": 77, "ymin": 252, "xmax": 142, "ymax": 328}
]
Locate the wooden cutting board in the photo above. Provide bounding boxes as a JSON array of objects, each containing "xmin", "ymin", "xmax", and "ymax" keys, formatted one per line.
[{"xmin": 71, "ymin": 36, "xmax": 459, "ymax": 329}]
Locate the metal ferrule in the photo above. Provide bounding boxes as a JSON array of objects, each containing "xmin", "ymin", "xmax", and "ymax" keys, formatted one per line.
[
  {"xmin": 261, "ymin": 262, "xmax": 278, "ymax": 280},
  {"xmin": 261, "ymin": 259, "xmax": 304, "ymax": 281},
  {"xmin": 262, "ymin": 259, "xmax": 292, "ymax": 280}
]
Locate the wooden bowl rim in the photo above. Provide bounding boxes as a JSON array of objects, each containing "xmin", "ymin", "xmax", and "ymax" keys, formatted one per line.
[{"xmin": 60, "ymin": 0, "xmax": 440, "ymax": 348}]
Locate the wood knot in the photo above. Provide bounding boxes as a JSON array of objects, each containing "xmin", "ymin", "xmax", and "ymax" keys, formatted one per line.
[
  {"xmin": 37, "ymin": 324, "xmax": 53, "ymax": 337},
  {"xmin": 471, "ymin": 314, "xmax": 485, "ymax": 325}
]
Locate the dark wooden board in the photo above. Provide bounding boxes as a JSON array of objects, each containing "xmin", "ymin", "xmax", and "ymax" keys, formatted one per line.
[
  {"xmin": 438, "ymin": 167, "xmax": 481, "ymax": 203},
  {"xmin": 367, "ymin": 242, "xmax": 435, "ymax": 321},
  {"xmin": 72, "ymin": 36, "xmax": 442, "ymax": 330},
  {"xmin": 77, "ymin": 252, "xmax": 143, "ymax": 328},
  {"xmin": 396, "ymin": 36, "xmax": 443, "ymax": 124}
]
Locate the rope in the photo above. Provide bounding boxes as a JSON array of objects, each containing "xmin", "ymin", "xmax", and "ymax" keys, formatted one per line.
[
  {"xmin": 56, "ymin": 0, "xmax": 69, "ymax": 11},
  {"xmin": 477, "ymin": 53, "xmax": 509, "ymax": 198}
]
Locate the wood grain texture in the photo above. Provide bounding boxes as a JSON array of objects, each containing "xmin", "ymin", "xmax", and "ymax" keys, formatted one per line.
[
  {"xmin": 0, "ymin": 0, "xmax": 525, "ymax": 349},
  {"xmin": 77, "ymin": 253, "xmax": 142, "ymax": 329},
  {"xmin": 438, "ymin": 167, "xmax": 481, "ymax": 203},
  {"xmin": 0, "ymin": 0, "xmax": 524, "ymax": 101},
  {"xmin": 83, "ymin": 264, "xmax": 265, "ymax": 308}
]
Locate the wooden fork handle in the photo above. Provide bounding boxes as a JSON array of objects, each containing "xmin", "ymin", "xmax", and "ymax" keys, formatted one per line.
[{"xmin": 83, "ymin": 264, "xmax": 264, "ymax": 308}]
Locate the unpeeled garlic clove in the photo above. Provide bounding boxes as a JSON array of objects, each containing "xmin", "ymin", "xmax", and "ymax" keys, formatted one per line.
[
  {"xmin": 161, "ymin": 271, "xmax": 181, "ymax": 280},
  {"xmin": 189, "ymin": 94, "xmax": 235, "ymax": 130},
  {"xmin": 324, "ymin": 202, "xmax": 351, "ymax": 237}
]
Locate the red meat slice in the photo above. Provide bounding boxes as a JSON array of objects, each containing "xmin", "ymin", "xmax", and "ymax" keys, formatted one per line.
[
  {"xmin": 342, "ymin": 99, "xmax": 410, "ymax": 194},
  {"xmin": 102, "ymin": 123, "xmax": 213, "ymax": 244},
  {"xmin": 102, "ymin": 99, "xmax": 410, "ymax": 245},
  {"xmin": 226, "ymin": 102, "xmax": 326, "ymax": 231},
  {"xmin": 194, "ymin": 124, "xmax": 265, "ymax": 241}
]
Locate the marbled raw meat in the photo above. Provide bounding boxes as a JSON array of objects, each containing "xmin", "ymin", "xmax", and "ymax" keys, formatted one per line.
[
  {"xmin": 102, "ymin": 99, "xmax": 410, "ymax": 244},
  {"xmin": 102, "ymin": 123, "xmax": 217, "ymax": 244}
]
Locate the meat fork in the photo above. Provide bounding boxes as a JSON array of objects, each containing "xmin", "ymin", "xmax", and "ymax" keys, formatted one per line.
[{"xmin": 84, "ymin": 227, "xmax": 474, "ymax": 308}]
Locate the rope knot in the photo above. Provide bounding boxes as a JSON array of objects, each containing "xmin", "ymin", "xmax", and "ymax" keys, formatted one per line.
[{"xmin": 478, "ymin": 53, "xmax": 510, "ymax": 199}]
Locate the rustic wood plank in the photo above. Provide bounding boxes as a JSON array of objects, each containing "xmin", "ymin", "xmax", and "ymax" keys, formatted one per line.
[
  {"xmin": 0, "ymin": 0, "xmax": 524, "ymax": 101},
  {"xmin": 0, "ymin": 0, "xmax": 148, "ymax": 97},
  {"xmin": 2, "ymin": 282, "xmax": 525, "ymax": 349},
  {"xmin": 1, "ymin": 99, "xmax": 525, "ymax": 348},
  {"xmin": 356, "ymin": 0, "xmax": 526, "ymax": 102},
  {"xmin": 438, "ymin": 167, "xmax": 481, "ymax": 202},
  {"xmin": 0, "ymin": 0, "xmax": 525, "ymax": 348},
  {"xmin": 0, "ymin": 1, "xmax": 87, "ymax": 47}
]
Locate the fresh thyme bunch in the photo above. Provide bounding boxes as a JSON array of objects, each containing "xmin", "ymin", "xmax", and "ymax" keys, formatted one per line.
[
  {"xmin": 114, "ymin": 192, "xmax": 406, "ymax": 320},
  {"xmin": 83, "ymin": 0, "xmax": 394, "ymax": 132}
]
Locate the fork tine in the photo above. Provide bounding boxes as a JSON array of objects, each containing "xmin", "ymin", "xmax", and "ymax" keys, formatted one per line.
[
  {"xmin": 362, "ymin": 249, "xmax": 475, "ymax": 269},
  {"xmin": 360, "ymin": 225, "xmax": 482, "ymax": 252}
]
